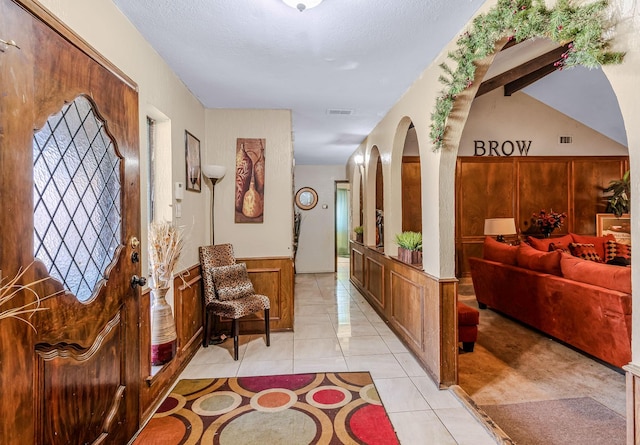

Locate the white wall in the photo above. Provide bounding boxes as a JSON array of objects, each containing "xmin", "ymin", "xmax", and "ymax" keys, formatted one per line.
[
  {"xmin": 458, "ymin": 89, "xmax": 628, "ymax": 156},
  {"xmin": 204, "ymin": 109, "xmax": 294, "ymax": 259},
  {"xmin": 294, "ymin": 165, "xmax": 347, "ymax": 273}
]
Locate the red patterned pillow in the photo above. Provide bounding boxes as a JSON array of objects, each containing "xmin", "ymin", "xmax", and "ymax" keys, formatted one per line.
[
  {"xmin": 570, "ymin": 233, "xmax": 615, "ymax": 261},
  {"xmin": 568, "ymin": 243, "xmax": 603, "ymax": 263},
  {"xmin": 605, "ymin": 240, "xmax": 631, "ymax": 263}
]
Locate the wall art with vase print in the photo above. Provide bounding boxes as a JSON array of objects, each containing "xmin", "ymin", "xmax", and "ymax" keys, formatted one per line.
[{"xmin": 235, "ymin": 138, "xmax": 265, "ymax": 223}]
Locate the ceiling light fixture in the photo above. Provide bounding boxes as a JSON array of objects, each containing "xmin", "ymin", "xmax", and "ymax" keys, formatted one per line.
[{"xmin": 282, "ymin": 0, "xmax": 323, "ymax": 12}]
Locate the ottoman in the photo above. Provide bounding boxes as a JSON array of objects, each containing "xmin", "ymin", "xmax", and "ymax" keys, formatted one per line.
[{"xmin": 457, "ymin": 302, "xmax": 479, "ymax": 352}]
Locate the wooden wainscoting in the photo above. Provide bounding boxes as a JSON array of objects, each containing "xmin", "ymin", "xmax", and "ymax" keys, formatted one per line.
[
  {"xmin": 234, "ymin": 256, "xmax": 295, "ymax": 332},
  {"xmin": 350, "ymin": 241, "xmax": 457, "ymax": 387},
  {"xmin": 455, "ymin": 156, "xmax": 628, "ymax": 277},
  {"xmin": 139, "ymin": 265, "xmax": 203, "ymax": 421}
]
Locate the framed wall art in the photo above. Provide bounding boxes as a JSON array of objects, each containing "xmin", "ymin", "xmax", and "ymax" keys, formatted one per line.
[
  {"xmin": 185, "ymin": 130, "xmax": 201, "ymax": 192},
  {"xmin": 596, "ymin": 213, "xmax": 630, "ymax": 245},
  {"xmin": 235, "ymin": 138, "xmax": 265, "ymax": 223}
]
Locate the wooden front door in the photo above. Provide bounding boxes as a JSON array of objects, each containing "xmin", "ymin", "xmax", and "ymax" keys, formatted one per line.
[{"xmin": 0, "ymin": 1, "xmax": 142, "ymax": 443}]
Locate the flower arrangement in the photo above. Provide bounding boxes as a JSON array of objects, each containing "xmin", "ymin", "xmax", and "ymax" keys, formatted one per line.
[
  {"xmin": 148, "ymin": 221, "xmax": 184, "ymax": 289},
  {"xmin": 531, "ymin": 209, "xmax": 567, "ymax": 236},
  {"xmin": 354, "ymin": 226, "xmax": 364, "ymax": 235}
]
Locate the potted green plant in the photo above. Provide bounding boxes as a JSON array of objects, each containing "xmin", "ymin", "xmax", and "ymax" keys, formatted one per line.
[
  {"xmin": 354, "ymin": 226, "xmax": 364, "ymax": 243},
  {"xmin": 603, "ymin": 170, "xmax": 630, "ymax": 217},
  {"xmin": 395, "ymin": 231, "xmax": 422, "ymax": 264}
]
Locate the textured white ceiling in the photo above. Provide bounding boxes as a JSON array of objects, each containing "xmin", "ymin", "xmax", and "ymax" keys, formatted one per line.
[
  {"xmin": 112, "ymin": 0, "xmax": 486, "ymax": 164},
  {"xmin": 111, "ymin": 0, "xmax": 626, "ymax": 164}
]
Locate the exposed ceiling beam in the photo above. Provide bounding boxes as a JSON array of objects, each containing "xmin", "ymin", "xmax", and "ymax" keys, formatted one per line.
[
  {"xmin": 476, "ymin": 44, "xmax": 570, "ymax": 97},
  {"xmin": 504, "ymin": 63, "xmax": 557, "ymax": 96}
]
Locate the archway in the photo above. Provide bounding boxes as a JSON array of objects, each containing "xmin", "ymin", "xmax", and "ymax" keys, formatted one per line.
[{"xmin": 448, "ymin": 34, "xmax": 628, "ymax": 440}]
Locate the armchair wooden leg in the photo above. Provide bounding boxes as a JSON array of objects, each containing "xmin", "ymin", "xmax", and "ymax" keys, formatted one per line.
[
  {"xmin": 265, "ymin": 308, "xmax": 270, "ymax": 347},
  {"xmin": 203, "ymin": 310, "xmax": 210, "ymax": 348},
  {"xmin": 232, "ymin": 318, "xmax": 240, "ymax": 361}
]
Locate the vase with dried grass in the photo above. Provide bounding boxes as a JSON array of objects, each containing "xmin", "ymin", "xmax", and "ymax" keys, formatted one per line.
[{"xmin": 148, "ymin": 221, "xmax": 184, "ymax": 366}]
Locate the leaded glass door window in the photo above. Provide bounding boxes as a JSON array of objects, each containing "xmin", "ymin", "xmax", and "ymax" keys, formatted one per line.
[{"xmin": 33, "ymin": 95, "xmax": 122, "ymax": 302}]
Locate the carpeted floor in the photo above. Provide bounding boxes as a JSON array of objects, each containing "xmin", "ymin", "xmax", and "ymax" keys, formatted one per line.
[
  {"xmin": 457, "ymin": 277, "xmax": 626, "ymax": 443},
  {"xmin": 480, "ymin": 397, "xmax": 625, "ymax": 445},
  {"xmin": 132, "ymin": 372, "xmax": 399, "ymax": 445}
]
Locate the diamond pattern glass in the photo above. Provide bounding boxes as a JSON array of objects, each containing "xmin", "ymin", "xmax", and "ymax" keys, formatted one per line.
[{"xmin": 33, "ymin": 95, "xmax": 122, "ymax": 302}]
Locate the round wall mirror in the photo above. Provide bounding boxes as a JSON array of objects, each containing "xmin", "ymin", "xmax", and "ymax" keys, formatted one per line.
[{"xmin": 295, "ymin": 187, "xmax": 318, "ymax": 210}]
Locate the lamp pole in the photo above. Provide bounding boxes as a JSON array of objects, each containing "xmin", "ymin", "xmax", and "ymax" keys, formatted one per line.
[
  {"xmin": 209, "ymin": 177, "xmax": 219, "ymax": 244},
  {"xmin": 202, "ymin": 165, "xmax": 227, "ymax": 246}
]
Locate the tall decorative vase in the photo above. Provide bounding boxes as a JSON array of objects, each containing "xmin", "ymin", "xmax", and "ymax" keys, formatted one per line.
[{"xmin": 150, "ymin": 287, "xmax": 177, "ymax": 366}]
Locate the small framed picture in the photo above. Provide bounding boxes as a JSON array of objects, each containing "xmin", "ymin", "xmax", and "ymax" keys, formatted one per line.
[
  {"xmin": 185, "ymin": 130, "xmax": 201, "ymax": 192},
  {"xmin": 596, "ymin": 213, "xmax": 630, "ymax": 245}
]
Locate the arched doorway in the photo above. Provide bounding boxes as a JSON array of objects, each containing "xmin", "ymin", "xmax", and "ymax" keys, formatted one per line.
[{"xmin": 453, "ymin": 37, "xmax": 629, "ymax": 439}]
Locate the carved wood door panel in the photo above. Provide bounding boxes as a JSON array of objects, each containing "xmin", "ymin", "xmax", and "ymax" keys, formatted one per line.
[{"xmin": 0, "ymin": 1, "xmax": 141, "ymax": 443}]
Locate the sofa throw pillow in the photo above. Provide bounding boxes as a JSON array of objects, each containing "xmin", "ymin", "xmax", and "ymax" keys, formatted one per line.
[
  {"xmin": 568, "ymin": 243, "xmax": 603, "ymax": 263},
  {"xmin": 211, "ymin": 263, "xmax": 255, "ymax": 301},
  {"xmin": 516, "ymin": 243, "xmax": 562, "ymax": 276},
  {"xmin": 560, "ymin": 254, "xmax": 631, "ymax": 294},
  {"xmin": 549, "ymin": 241, "xmax": 571, "ymax": 253},
  {"xmin": 483, "ymin": 236, "xmax": 518, "ymax": 265},
  {"xmin": 605, "ymin": 239, "xmax": 631, "ymax": 262},
  {"xmin": 527, "ymin": 234, "xmax": 573, "ymax": 252},
  {"xmin": 570, "ymin": 233, "xmax": 615, "ymax": 260}
]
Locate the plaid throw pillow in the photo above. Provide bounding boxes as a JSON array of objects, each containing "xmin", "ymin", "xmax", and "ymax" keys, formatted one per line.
[{"xmin": 569, "ymin": 242, "xmax": 603, "ymax": 263}]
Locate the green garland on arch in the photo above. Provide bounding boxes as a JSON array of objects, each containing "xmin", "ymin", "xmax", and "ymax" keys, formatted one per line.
[{"xmin": 430, "ymin": 0, "xmax": 624, "ymax": 150}]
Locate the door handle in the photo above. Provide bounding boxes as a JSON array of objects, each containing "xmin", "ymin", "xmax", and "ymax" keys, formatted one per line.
[{"xmin": 130, "ymin": 275, "xmax": 147, "ymax": 289}]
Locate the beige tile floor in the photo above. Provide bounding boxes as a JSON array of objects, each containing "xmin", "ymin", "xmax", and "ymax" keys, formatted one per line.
[{"xmin": 179, "ymin": 258, "xmax": 496, "ymax": 444}]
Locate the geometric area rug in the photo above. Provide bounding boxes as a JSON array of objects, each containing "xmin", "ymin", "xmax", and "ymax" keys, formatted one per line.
[
  {"xmin": 480, "ymin": 397, "xmax": 625, "ymax": 445},
  {"xmin": 132, "ymin": 372, "xmax": 400, "ymax": 445}
]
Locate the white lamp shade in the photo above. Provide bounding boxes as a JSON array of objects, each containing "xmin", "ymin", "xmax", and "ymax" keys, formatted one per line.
[
  {"xmin": 202, "ymin": 164, "xmax": 226, "ymax": 180},
  {"xmin": 484, "ymin": 218, "xmax": 517, "ymax": 236},
  {"xmin": 283, "ymin": 0, "xmax": 323, "ymax": 11}
]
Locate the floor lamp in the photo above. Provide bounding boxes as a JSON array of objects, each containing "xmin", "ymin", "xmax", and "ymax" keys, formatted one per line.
[{"xmin": 202, "ymin": 164, "xmax": 227, "ymax": 245}]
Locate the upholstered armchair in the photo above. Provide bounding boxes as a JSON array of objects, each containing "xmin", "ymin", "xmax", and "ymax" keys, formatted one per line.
[{"xmin": 199, "ymin": 244, "xmax": 270, "ymax": 360}]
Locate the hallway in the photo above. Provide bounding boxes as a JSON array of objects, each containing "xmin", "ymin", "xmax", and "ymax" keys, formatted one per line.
[{"xmin": 179, "ymin": 259, "xmax": 496, "ymax": 444}]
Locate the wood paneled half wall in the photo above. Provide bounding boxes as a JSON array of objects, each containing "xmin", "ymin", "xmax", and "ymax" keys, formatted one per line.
[
  {"xmin": 456, "ymin": 156, "xmax": 628, "ymax": 277},
  {"xmin": 350, "ymin": 242, "xmax": 457, "ymax": 387}
]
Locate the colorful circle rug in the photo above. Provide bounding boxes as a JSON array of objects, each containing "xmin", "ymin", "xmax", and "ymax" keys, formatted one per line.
[{"xmin": 133, "ymin": 372, "xmax": 399, "ymax": 444}]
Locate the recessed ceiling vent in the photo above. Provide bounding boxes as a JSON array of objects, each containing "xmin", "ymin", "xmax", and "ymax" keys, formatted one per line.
[
  {"xmin": 327, "ymin": 108, "xmax": 354, "ymax": 116},
  {"xmin": 560, "ymin": 136, "xmax": 573, "ymax": 144}
]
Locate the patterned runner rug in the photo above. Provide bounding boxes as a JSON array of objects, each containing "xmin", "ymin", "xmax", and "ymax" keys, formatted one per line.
[{"xmin": 133, "ymin": 372, "xmax": 399, "ymax": 445}]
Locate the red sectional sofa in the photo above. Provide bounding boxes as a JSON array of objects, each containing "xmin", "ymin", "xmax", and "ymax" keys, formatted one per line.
[{"xmin": 469, "ymin": 236, "xmax": 632, "ymax": 368}]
